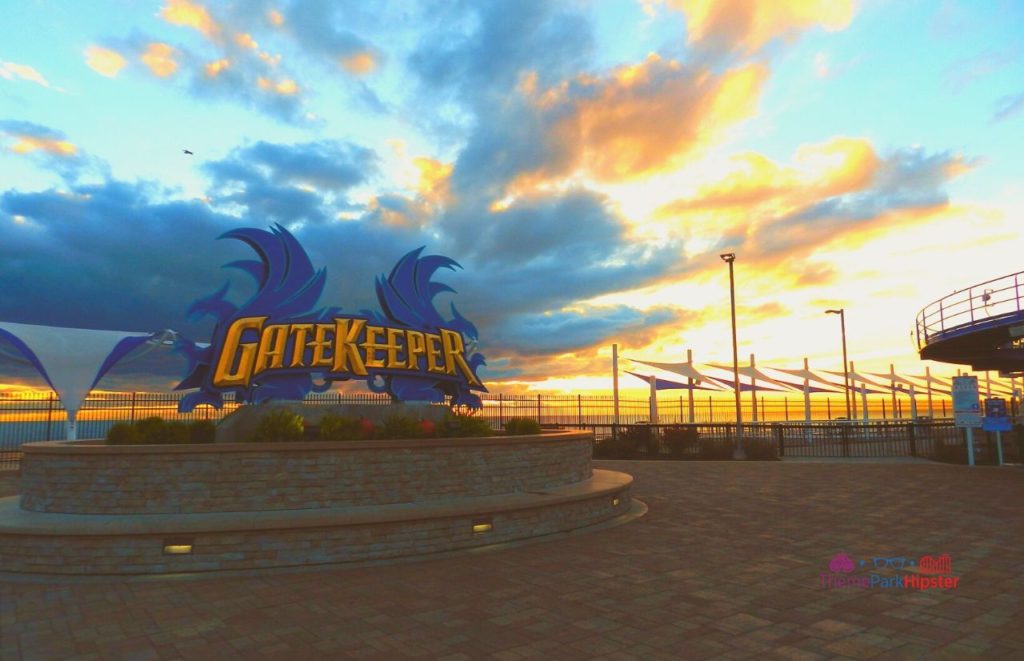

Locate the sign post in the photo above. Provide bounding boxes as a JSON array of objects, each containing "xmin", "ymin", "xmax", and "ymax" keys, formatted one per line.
[
  {"xmin": 952, "ymin": 376, "xmax": 981, "ymax": 466},
  {"xmin": 983, "ymin": 397, "xmax": 1010, "ymax": 466}
]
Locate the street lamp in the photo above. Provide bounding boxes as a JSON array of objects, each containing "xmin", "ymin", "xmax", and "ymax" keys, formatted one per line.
[
  {"xmin": 825, "ymin": 309, "xmax": 852, "ymax": 420},
  {"xmin": 721, "ymin": 252, "xmax": 744, "ymax": 458}
]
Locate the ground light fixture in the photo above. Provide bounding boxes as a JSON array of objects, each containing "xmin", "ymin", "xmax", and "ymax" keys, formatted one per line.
[
  {"xmin": 471, "ymin": 518, "xmax": 493, "ymax": 534},
  {"xmin": 162, "ymin": 538, "xmax": 194, "ymax": 555},
  {"xmin": 720, "ymin": 253, "xmax": 744, "ymax": 459},
  {"xmin": 825, "ymin": 308, "xmax": 853, "ymax": 419}
]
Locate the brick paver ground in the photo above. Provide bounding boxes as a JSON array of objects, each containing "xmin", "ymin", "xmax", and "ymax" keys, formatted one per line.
[{"xmin": 1, "ymin": 460, "xmax": 1022, "ymax": 659}]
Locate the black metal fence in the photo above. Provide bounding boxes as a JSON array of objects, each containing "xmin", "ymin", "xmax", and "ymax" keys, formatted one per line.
[
  {"xmin": 0, "ymin": 390, "xmax": 1012, "ymax": 470},
  {"xmin": 583, "ymin": 420, "xmax": 1022, "ymax": 464}
]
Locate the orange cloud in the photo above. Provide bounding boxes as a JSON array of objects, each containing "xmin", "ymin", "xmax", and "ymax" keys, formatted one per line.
[
  {"xmin": 523, "ymin": 54, "xmax": 768, "ymax": 184},
  {"xmin": 413, "ymin": 157, "xmax": 454, "ymax": 207},
  {"xmin": 204, "ymin": 58, "xmax": 231, "ymax": 77},
  {"xmin": 234, "ymin": 32, "xmax": 258, "ymax": 50},
  {"xmin": 0, "ymin": 61, "xmax": 51, "ymax": 88},
  {"xmin": 257, "ymin": 77, "xmax": 298, "ymax": 95},
  {"xmin": 341, "ymin": 51, "xmax": 377, "ymax": 75},
  {"xmin": 8, "ymin": 136, "xmax": 77, "ymax": 157},
  {"xmin": 159, "ymin": 0, "xmax": 220, "ymax": 39},
  {"xmin": 659, "ymin": 137, "xmax": 880, "ymax": 217},
  {"xmin": 141, "ymin": 43, "xmax": 178, "ymax": 77},
  {"xmin": 670, "ymin": 0, "xmax": 856, "ymax": 54},
  {"xmin": 267, "ymin": 9, "xmax": 284, "ymax": 27},
  {"xmin": 84, "ymin": 46, "xmax": 127, "ymax": 78}
]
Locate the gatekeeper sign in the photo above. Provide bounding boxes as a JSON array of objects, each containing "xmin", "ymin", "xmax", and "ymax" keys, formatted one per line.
[{"xmin": 173, "ymin": 225, "xmax": 486, "ymax": 411}]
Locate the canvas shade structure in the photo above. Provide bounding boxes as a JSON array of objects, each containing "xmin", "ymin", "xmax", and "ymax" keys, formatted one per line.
[{"xmin": 0, "ymin": 322, "xmax": 179, "ymax": 439}]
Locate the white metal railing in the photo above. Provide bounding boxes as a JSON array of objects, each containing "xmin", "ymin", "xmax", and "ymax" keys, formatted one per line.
[{"xmin": 916, "ymin": 270, "xmax": 1024, "ymax": 350}]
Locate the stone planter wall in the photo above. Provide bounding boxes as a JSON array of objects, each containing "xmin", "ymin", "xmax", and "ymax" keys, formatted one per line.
[{"xmin": 18, "ymin": 432, "xmax": 592, "ymax": 514}]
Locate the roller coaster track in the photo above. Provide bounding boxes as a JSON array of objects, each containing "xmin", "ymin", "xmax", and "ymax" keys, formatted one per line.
[{"xmin": 915, "ymin": 270, "xmax": 1024, "ymax": 372}]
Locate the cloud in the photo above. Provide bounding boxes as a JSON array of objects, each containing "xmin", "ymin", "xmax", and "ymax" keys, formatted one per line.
[
  {"xmin": 749, "ymin": 147, "xmax": 971, "ymax": 263},
  {"xmin": 663, "ymin": 0, "xmax": 856, "ymax": 57},
  {"xmin": 0, "ymin": 120, "xmax": 106, "ymax": 183},
  {"xmin": 159, "ymin": 0, "xmax": 221, "ymax": 39},
  {"xmin": 490, "ymin": 305, "xmax": 684, "ymax": 355},
  {"xmin": 202, "ymin": 139, "xmax": 378, "ymax": 224},
  {"xmin": 0, "ymin": 61, "xmax": 52, "ymax": 89},
  {"xmin": 992, "ymin": 92, "xmax": 1024, "ymax": 123},
  {"xmin": 944, "ymin": 46, "xmax": 1018, "ymax": 90},
  {"xmin": 140, "ymin": 42, "xmax": 180, "ymax": 77},
  {"xmin": 84, "ymin": 46, "xmax": 128, "ymax": 78}
]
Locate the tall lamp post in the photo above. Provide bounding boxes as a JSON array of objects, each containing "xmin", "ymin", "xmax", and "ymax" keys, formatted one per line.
[
  {"xmin": 825, "ymin": 309, "xmax": 852, "ymax": 420},
  {"xmin": 721, "ymin": 253, "xmax": 744, "ymax": 458}
]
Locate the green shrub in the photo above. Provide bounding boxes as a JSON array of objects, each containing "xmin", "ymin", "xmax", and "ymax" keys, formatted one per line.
[
  {"xmin": 596, "ymin": 433, "xmax": 634, "ymax": 459},
  {"xmin": 106, "ymin": 423, "xmax": 140, "ymax": 445},
  {"xmin": 380, "ymin": 414, "xmax": 423, "ymax": 439},
  {"xmin": 320, "ymin": 414, "xmax": 366, "ymax": 441},
  {"xmin": 189, "ymin": 420, "xmax": 217, "ymax": 444},
  {"xmin": 134, "ymin": 416, "xmax": 166, "ymax": 442},
  {"xmin": 504, "ymin": 417, "xmax": 542, "ymax": 435},
  {"xmin": 148, "ymin": 421, "xmax": 191, "ymax": 444},
  {"xmin": 699, "ymin": 438, "xmax": 734, "ymax": 460},
  {"xmin": 438, "ymin": 408, "xmax": 493, "ymax": 438},
  {"xmin": 251, "ymin": 409, "xmax": 305, "ymax": 442},
  {"xmin": 664, "ymin": 426, "xmax": 698, "ymax": 458},
  {"xmin": 741, "ymin": 437, "xmax": 778, "ymax": 460}
]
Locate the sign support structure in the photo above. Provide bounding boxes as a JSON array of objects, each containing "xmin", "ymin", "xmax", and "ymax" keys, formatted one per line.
[{"xmin": 952, "ymin": 376, "xmax": 981, "ymax": 466}]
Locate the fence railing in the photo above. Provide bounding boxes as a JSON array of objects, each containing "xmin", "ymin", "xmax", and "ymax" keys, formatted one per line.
[
  {"xmin": 583, "ymin": 421, "xmax": 1020, "ymax": 464},
  {"xmin": 0, "ymin": 390, "xmax": 969, "ymax": 469},
  {"xmin": 915, "ymin": 270, "xmax": 1024, "ymax": 350}
]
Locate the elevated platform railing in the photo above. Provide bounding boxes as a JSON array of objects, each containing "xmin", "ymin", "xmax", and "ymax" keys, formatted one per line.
[{"xmin": 915, "ymin": 270, "xmax": 1024, "ymax": 351}]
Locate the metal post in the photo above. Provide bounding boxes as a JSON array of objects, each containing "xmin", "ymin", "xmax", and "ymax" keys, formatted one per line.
[
  {"xmin": 130, "ymin": 391, "xmax": 137, "ymax": 424},
  {"xmin": 537, "ymin": 394, "xmax": 541, "ymax": 424},
  {"xmin": 802, "ymin": 358, "xmax": 811, "ymax": 423},
  {"xmin": 889, "ymin": 363, "xmax": 897, "ymax": 420},
  {"xmin": 721, "ymin": 252, "xmax": 744, "ymax": 458},
  {"xmin": 995, "ymin": 430, "xmax": 1004, "ymax": 466},
  {"xmin": 648, "ymin": 374, "xmax": 659, "ymax": 424},
  {"xmin": 750, "ymin": 353, "xmax": 758, "ymax": 423},
  {"xmin": 687, "ymin": 349, "xmax": 695, "ymax": 424},
  {"xmin": 850, "ymin": 360, "xmax": 859, "ymax": 420},
  {"xmin": 926, "ymin": 366, "xmax": 934, "ymax": 418},
  {"xmin": 861, "ymin": 386, "xmax": 869, "ymax": 421},
  {"xmin": 612, "ymin": 344, "xmax": 620, "ymax": 426},
  {"xmin": 966, "ymin": 427, "xmax": 976, "ymax": 466},
  {"xmin": 577, "ymin": 394, "xmax": 582, "ymax": 427},
  {"xmin": 46, "ymin": 392, "xmax": 54, "ymax": 441}
]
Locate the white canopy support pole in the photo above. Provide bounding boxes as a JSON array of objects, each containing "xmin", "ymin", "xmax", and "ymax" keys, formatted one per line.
[
  {"xmin": 890, "ymin": 363, "xmax": 898, "ymax": 420},
  {"xmin": 850, "ymin": 361, "xmax": 859, "ymax": 420},
  {"xmin": 648, "ymin": 374, "xmax": 658, "ymax": 424},
  {"xmin": 749, "ymin": 353, "xmax": 758, "ymax": 423},
  {"xmin": 909, "ymin": 384, "xmax": 918, "ymax": 420},
  {"xmin": 861, "ymin": 384, "xmax": 869, "ymax": 421},
  {"xmin": 926, "ymin": 366, "xmax": 934, "ymax": 418},
  {"xmin": 687, "ymin": 349, "xmax": 695, "ymax": 423},
  {"xmin": 612, "ymin": 344, "xmax": 620, "ymax": 426}
]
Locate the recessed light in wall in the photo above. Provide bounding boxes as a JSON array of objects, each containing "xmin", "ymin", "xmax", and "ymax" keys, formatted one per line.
[
  {"xmin": 163, "ymin": 538, "xmax": 194, "ymax": 555},
  {"xmin": 472, "ymin": 518, "xmax": 493, "ymax": 534}
]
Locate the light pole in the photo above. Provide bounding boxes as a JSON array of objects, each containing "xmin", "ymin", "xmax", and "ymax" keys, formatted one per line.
[
  {"xmin": 825, "ymin": 309, "xmax": 852, "ymax": 420},
  {"xmin": 721, "ymin": 253, "xmax": 744, "ymax": 458}
]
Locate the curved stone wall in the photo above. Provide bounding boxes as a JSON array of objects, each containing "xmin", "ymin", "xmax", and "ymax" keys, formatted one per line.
[{"xmin": 18, "ymin": 431, "xmax": 593, "ymax": 514}]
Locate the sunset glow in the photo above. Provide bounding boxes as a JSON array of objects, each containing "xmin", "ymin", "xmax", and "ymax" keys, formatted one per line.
[{"xmin": 1, "ymin": 1, "xmax": 1022, "ymax": 398}]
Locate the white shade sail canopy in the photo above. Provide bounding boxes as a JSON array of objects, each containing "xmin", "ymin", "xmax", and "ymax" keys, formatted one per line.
[{"xmin": 0, "ymin": 321, "xmax": 179, "ymax": 439}]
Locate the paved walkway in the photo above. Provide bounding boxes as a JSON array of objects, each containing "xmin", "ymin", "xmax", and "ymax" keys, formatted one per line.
[{"xmin": 2, "ymin": 460, "xmax": 1023, "ymax": 659}]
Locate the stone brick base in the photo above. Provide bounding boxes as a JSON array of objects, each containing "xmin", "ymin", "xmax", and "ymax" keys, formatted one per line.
[{"xmin": 0, "ymin": 470, "xmax": 633, "ymax": 575}]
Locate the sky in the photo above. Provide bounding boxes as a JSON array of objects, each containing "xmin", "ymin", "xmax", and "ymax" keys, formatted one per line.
[{"xmin": 1, "ymin": 0, "xmax": 1023, "ymax": 397}]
